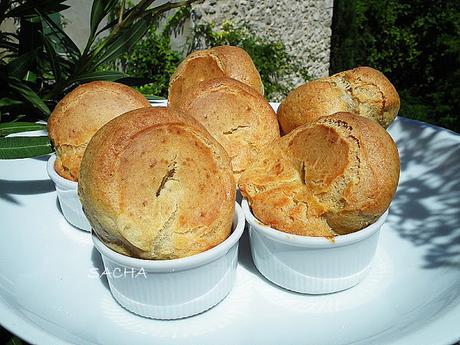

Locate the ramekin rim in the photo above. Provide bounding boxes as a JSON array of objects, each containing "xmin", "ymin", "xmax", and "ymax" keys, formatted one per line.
[
  {"xmin": 46, "ymin": 153, "xmax": 78, "ymax": 189},
  {"xmin": 241, "ymin": 198, "xmax": 388, "ymax": 248},
  {"xmin": 92, "ymin": 202, "xmax": 245, "ymax": 271}
]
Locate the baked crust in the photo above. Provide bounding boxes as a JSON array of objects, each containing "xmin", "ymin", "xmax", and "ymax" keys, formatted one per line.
[
  {"xmin": 78, "ymin": 107, "xmax": 235, "ymax": 259},
  {"xmin": 277, "ymin": 66, "xmax": 400, "ymax": 134},
  {"xmin": 168, "ymin": 45, "xmax": 264, "ymax": 107},
  {"xmin": 172, "ymin": 77, "xmax": 280, "ymax": 181},
  {"xmin": 239, "ymin": 112, "xmax": 400, "ymax": 236},
  {"xmin": 47, "ymin": 81, "xmax": 150, "ymax": 181}
]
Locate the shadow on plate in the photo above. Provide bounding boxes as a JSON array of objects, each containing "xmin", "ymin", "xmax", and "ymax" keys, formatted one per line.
[
  {"xmin": 388, "ymin": 117, "xmax": 460, "ymax": 269},
  {"xmin": 238, "ymin": 118, "xmax": 460, "ymax": 285},
  {"xmin": 237, "ymin": 223, "xmax": 311, "ymax": 295},
  {"xmin": 91, "ymin": 246, "xmax": 110, "ymax": 291},
  {"xmin": 0, "ymin": 179, "xmax": 55, "ymax": 205},
  {"xmin": 237, "ymin": 223, "xmax": 256, "ymax": 274},
  {"xmin": 31, "ymin": 155, "xmax": 51, "ymax": 162},
  {"xmin": 55, "ymin": 197, "xmax": 63, "ymax": 216}
]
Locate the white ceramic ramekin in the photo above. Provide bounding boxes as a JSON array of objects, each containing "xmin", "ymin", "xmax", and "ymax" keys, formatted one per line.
[
  {"xmin": 92, "ymin": 202, "xmax": 245, "ymax": 319},
  {"xmin": 46, "ymin": 154, "xmax": 91, "ymax": 231},
  {"xmin": 242, "ymin": 199, "xmax": 388, "ymax": 294}
]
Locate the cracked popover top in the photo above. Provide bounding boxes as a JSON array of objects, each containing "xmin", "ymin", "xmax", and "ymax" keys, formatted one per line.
[
  {"xmin": 277, "ymin": 67, "xmax": 400, "ymax": 134},
  {"xmin": 78, "ymin": 107, "xmax": 235, "ymax": 260},
  {"xmin": 48, "ymin": 81, "xmax": 150, "ymax": 181},
  {"xmin": 168, "ymin": 45, "xmax": 264, "ymax": 107},
  {"xmin": 171, "ymin": 77, "xmax": 280, "ymax": 182},
  {"xmin": 239, "ymin": 112, "xmax": 400, "ymax": 237}
]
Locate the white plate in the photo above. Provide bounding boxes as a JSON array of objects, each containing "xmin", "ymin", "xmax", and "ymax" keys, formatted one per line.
[{"xmin": 1, "ymin": 113, "xmax": 460, "ymax": 345}]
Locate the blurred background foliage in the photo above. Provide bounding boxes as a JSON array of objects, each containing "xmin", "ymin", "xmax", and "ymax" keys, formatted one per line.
[
  {"xmin": 104, "ymin": 27, "xmax": 181, "ymax": 97},
  {"xmin": 0, "ymin": 0, "xmax": 195, "ymax": 158},
  {"xmin": 100, "ymin": 0, "xmax": 183, "ymax": 97},
  {"xmin": 331, "ymin": 0, "xmax": 460, "ymax": 132},
  {"xmin": 103, "ymin": 5, "xmax": 308, "ymax": 101},
  {"xmin": 2, "ymin": 0, "xmax": 458, "ymax": 138},
  {"xmin": 102, "ymin": 0, "xmax": 460, "ymax": 133},
  {"xmin": 189, "ymin": 20, "xmax": 310, "ymax": 100}
]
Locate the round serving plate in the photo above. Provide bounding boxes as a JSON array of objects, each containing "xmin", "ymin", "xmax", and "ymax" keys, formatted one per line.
[{"xmin": 0, "ymin": 103, "xmax": 459, "ymax": 345}]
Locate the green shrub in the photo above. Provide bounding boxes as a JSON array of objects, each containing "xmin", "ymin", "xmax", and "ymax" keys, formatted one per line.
[
  {"xmin": 191, "ymin": 21, "xmax": 310, "ymax": 100},
  {"xmin": 111, "ymin": 9, "xmax": 311, "ymax": 101},
  {"xmin": 100, "ymin": 0, "xmax": 312, "ymax": 101},
  {"xmin": 331, "ymin": 0, "xmax": 460, "ymax": 132},
  {"xmin": 116, "ymin": 29, "xmax": 181, "ymax": 97},
  {"xmin": 100, "ymin": 3, "xmax": 190, "ymax": 98},
  {"xmin": 0, "ymin": 0, "xmax": 193, "ymax": 159}
]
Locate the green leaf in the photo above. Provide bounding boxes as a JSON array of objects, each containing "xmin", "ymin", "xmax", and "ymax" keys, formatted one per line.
[
  {"xmin": 90, "ymin": 0, "xmax": 105, "ymax": 39},
  {"xmin": 89, "ymin": 17, "xmax": 150, "ymax": 70},
  {"xmin": 23, "ymin": 70, "xmax": 38, "ymax": 83},
  {"xmin": 5, "ymin": 335, "xmax": 24, "ymax": 345},
  {"xmin": 7, "ymin": 50, "xmax": 38, "ymax": 79},
  {"xmin": 38, "ymin": 11, "xmax": 81, "ymax": 60},
  {"xmin": 82, "ymin": 0, "xmax": 119, "ymax": 57},
  {"xmin": 42, "ymin": 33, "xmax": 62, "ymax": 82},
  {"xmin": 0, "ymin": 98, "xmax": 23, "ymax": 108},
  {"xmin": 68, "ymin": 70, "xmax": 127, "ymax": 84},
  {"xmin": 0, "ymin": 32, "xmax": 19, "ymax": 52},
  {"xmin": 8, "ymin": 78, "xmax": 50, "ymax": 116},
  {"xmin": 0, "ymin": 41, "xmax": 19, "ymax": 52},
  {"xmin": 0, "ymin": 136, "xmax": 53, "ymax": 159},
  {"xmin": 90, "ymin": 0, "xmax": 119, "ymax": 37},
  {"xmin": 6, "ymin": 0, "xmax": 69, "ymax": 18},
  {"xmin": 0, "ymin": 122, "xmax": 47, "ymax": 136}
]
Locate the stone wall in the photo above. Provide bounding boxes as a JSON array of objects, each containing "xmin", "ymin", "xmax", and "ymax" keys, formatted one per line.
[{"xmin": 191, "ymin": 0, "xmax": 334, "ymax": 83}]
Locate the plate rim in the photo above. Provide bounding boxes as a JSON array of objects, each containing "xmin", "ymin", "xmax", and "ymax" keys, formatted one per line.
[{"xmin": 1, "ymin": 110, "xmax": 460, "ymax": 345}]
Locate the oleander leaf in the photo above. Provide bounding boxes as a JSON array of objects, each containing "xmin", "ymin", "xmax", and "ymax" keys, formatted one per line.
[
  {"xmin": 0, "ymin": 136, "xmax": 53, "ymax": 159},
  {"xmin": 0, "ymin": 98, "xmax": 23, "ymax": 108},
  {"xmin": 42, "ymin": 33, "xmax": 62, "ymax": 82},
  {"xmin": 68, "ymin": 70, "xmax": 127, "ymax": 84},
  {"xmin": 8, "ymin": 78, "xmax": 50, "ymax": 116},
  {"xmin": 38, "ymin": 11, "xmax": 81, "ymax": 60},
  {"xmin": 88, "ymin": 17, "xmax": 150, "ymax": 70},
  {"xmin": 6, "ymin": 1, "xmax": 69, "ymax": 18},
  {"xmin": 5, "ymin": 335, "xmax": 24, "ymax": 345},
  {"xmin": 90, "ymin": 0, "xmax": 119, "ymax": 37},
  {"xmin": 7, "ymin": 50, "xmax": 38, "ymax": 79},
  {"xmin": 0, "ymin": 122, "xmax": 47, "ymax": 137}
]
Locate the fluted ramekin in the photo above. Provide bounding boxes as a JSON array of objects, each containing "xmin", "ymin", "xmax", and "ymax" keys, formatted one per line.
[
  {"xmin": 47, "ymin": 154, "xmax": 91, "ymax": 231},
  {"xmin": 242, "ymin": 199, "xmax": 388, "ymax": 294},
  {"xmin": 92, "ymin": 202, "xmax": 245, "ymax": 319}
]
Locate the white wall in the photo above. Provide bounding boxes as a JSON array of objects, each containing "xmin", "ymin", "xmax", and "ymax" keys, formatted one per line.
[{"xmin": 61, "ymin": 0, "xmax": 95, "ymax": 51}]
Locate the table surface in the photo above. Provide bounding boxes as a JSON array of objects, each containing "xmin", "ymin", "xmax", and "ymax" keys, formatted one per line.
[{"xmin": 1, "ymin": 116, "xmax": 460, "ymax": 345}]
